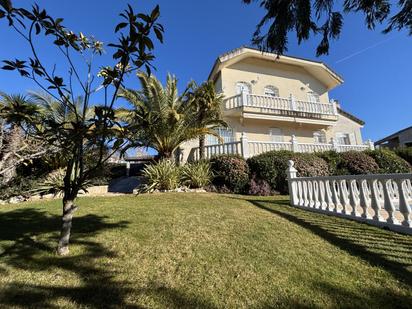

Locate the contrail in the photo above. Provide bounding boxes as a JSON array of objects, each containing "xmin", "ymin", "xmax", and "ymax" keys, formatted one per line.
[{"xmin": 335, "ymin": 34, "xmax": 400, "ymax": 64}]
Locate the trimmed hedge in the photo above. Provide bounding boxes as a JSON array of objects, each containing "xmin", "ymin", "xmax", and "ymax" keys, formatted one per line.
[
  {"xmin": 337, "ymin": 151, "xmax": 379, "ymax": 175},
  {"xmin": 366, "ymin": 149, "xmax": 411, "ymax": 174},
  {"xmin": 394, "ymin": 147, "xmax": 412, "ymax": 166},
  {"xmin": 209, "ymin": 155, "xmax": 249, "ymax": 193},
  {"xmin": 247, "ymin": 151, "xmax": 329, "ymax": 194}
]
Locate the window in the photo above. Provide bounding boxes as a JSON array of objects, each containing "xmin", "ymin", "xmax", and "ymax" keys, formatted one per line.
[
  {"xmin": 236, "ymin": 82, "xmax": 251, "ymax": 95},
  {"xmin": 207, "ymin": 127, "xmax": 234, "ymax": 145},
  {"xmin": 307, "ymin": 91, "xmax": 320, "ymax": 103},
  {"xmin": 313, "ymin": 131, "xmax": 327, "ymax": 144},
  {"xmin": 269, "ymin": 128, "xmax": 284, "ymax": 142},
  {"xmin": 264, "ymin": 85, "xmax": 279, "ymax": 97},
  {"xmin": 336, "ymin": 133, "xmax": 351, "ymax": 145}
]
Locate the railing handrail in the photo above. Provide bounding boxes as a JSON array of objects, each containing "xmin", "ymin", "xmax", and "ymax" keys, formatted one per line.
[
  {"xmin": 290, "ymin": 172, "xmax": 412, "ymax": 182},
  {"xmin": 248, "ymin": 140, "xmax": 292, "ymax": 145}
]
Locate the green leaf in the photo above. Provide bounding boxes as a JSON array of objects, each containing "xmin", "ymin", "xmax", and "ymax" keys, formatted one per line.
[{"xmin": 115, "ymin": 22, "xmax": 127, "ymax": 33}]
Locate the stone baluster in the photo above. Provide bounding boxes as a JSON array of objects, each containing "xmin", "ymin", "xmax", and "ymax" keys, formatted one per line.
[
  {"xmin": 383, "ymin": 179, "xmax": 399, "ymax": 225},
  {"xmin": 396, "ymin": 179, "xmax": 412, "ymax": 227}
]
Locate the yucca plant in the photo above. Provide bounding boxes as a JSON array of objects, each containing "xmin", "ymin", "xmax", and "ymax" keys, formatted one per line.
[
  {"xmin": 139, "ymin": 160, "xmax": 181, "ymax": 193},
  {"xmin": 181, "ymin": 161, "xmax": 212, "ymax": 188}
]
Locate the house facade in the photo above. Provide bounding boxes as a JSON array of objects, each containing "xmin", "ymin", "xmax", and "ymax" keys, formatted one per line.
[{"xmin": 182, "ymin": 47, "xmax": 373, "ymax": 162}]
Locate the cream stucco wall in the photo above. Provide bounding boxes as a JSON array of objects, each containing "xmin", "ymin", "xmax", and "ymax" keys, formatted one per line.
[{"xmin": 220, "ymin": 57, "xmax": 330, "ymax": 103}]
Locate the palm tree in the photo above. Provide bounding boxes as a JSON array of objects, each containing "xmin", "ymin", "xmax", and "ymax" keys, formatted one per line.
[
  {"xmin": 187, "ymin": 81, "xmax": 226, "ymax": 159},
  {"xmin": 118, "ymin": 73, "xmax": 223, "ymax": 160}
]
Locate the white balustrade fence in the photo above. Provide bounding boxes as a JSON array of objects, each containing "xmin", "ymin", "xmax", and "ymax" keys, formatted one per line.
[
  {"xmin": 189, "ymin": 134, "xmax": 374, "ymax": 161},
  {"xmin": 224, "ymin": 92, "xmax": 338, "ymax": 117},
  {"xmin": 287, "ymin": 160, "xmax": 412, "ymax": 235}
]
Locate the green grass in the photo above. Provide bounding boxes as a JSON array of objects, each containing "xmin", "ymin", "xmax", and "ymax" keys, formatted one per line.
[{"xmin": 0, "ymin": 193, "xmax": 411, "ymax": 308}]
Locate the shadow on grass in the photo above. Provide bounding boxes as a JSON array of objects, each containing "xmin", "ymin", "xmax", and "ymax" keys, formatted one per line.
[
  {"xmin": 0, "ymin": 207, "xmax": 135, "ymax": 308},
  {"xmin": 244, "ymin": 197, "xmax": 412, "ymax": 288},
  {"xmin": 0, "ymin": 207, "xmax": 217, "ymax": 308}
]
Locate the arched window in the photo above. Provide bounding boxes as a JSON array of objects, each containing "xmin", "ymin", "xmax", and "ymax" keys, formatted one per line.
[
  {"xmin": 264, "ymin": 85, "xmax": 279, "ymax": 97},
  {"xmin": 307, "ymin": 91, "xmax": 320, "ymax": 103},
  {"xmin": 207, "ymin": 127, "xmax": 234, "ymax": 145},
  {"xmin": 236, "ymin": 82, "xmax": 251, "ymax": 95},
  {"xmin": 313, "ymin": 131, "xmax": 327, "ymax": 144}
]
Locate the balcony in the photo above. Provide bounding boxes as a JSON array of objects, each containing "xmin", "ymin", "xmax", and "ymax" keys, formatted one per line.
[{"xmin": 224, "ymin": 92, "xmax": 339, "ymax": 123}]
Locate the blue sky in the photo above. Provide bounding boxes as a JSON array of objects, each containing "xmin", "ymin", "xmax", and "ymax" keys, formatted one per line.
[{"xmin": 0, "ymin": 0, "xmax": 411, "ymax": 141}]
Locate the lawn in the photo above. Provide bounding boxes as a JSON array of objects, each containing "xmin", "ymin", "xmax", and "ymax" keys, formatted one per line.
[{"xmin": 0, "ymin": 193, "xmax": 411, "ymax": 308}]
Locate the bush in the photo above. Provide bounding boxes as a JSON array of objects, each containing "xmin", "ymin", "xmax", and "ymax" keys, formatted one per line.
[
  {"xmin": 247, "ymin": 150, "xmax": 292, "ymax": 193},
  {"xmin": 247, "ymin": 151, "xmax": 329, "ymax": 194},
  {"xmin": 0, "ymin": 176, "xmax": 42, "ymax": 200},
  {"xmin": 317, "ymin": 151, "xmax": 344, "ymax": 176},
  {"xmin": 394, "ymin": 147, "xmax": 412, "ymax": 166},
  {"xmin": 246, "ymin": 177, "xmax": 272, "ymax": 196},
  {"xmin": 181, "ymin": 161, "xmax": 212, "ymax": 188},
  {"xmin": 140, "ymin": 160, "xmax": 180, "ymax": 192},
  {"xmin": 209, "ymin": 155, "xmax": 249, "ymax": 193},
  {"xmin": 337, "ymin": 151, "xmax": 379, "ymax": 175},
  {"xmin": 366, "ymin": 149, "xmax": 411, "ymax": 173}
]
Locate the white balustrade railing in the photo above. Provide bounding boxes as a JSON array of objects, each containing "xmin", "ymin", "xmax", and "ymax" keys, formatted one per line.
[
  {"xmin": 192, "ymin": 141, "xmax": 242, "ymax": 161},
  {"xmin": 190, "ymin": 134, "xmax": 375, "ymax": 161},
  {"xmin": 287, "ymin": 160, "xmax": 412, "ymax": 234},
  {"xmin": 297, "ymin": 143, "xmax": 333, "ymax": 153},
  {"xmin": 224, "ymin": 92, "xmax": 338, "ymax": 117},
  {"xmin": 336, "ymin": 144, "xmax": 371, "ymax": 152},
  {"xmin": 248, "ymin": 141, "xmax": 292, "ymax": 157}
]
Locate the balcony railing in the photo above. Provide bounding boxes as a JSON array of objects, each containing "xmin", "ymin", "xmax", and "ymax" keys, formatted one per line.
[
  {"xmin": 188, "ymin": 134, "xmax": 374, "ymax": 161},
  {"xmin": 224, "ymin": 92, "xmax": 338, "ymax": 119}
]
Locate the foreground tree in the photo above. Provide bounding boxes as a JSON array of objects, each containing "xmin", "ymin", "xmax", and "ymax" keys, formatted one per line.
[
  {"xmin": 0, "ymin": 1, "xmax": 163, "ymax": 255},
  {"xmin": 243, "ymin": 0, "xmax": 412, "ymax": 55},
  {"xmin": 119, "ymin": 73, "xmax": 223, "ymax": 160}
]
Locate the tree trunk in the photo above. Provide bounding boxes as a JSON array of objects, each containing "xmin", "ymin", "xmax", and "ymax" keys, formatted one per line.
[
  {"xmin": 57, "ymin": 196, "xmax": 78, "ymax": 256},
  {"xmin": 199, "ymin": 134, "xmax": 206, "ymax": 160}
]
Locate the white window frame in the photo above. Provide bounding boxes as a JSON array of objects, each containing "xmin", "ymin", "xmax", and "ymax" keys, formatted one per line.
[
  {"xmin": 207, "ymin": 127, "xmax": 234, "ymax": 145},
  {"xmin": 269, "ymin": 128, "xmax": 284, "ymax": 142},
  {"xmin": 313, "ymin": 131, "xmax": 327, "ymax": 144},
  {"xmin": 336, "ymin": 133, "xmax": 351, "ymax": 145},
  {"xmin": 307, "ymin": 91, "xmax": 320, "ymax": 103},
  {"xmin": 264, "ymin": 85, "xmax": 279, "ymax": 97},
  {"xmin": 236, "ymin": 82, "xmax": 251, "ymax": 95}
]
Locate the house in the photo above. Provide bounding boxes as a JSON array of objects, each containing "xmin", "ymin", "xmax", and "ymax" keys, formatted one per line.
[
  {"xmin": 375, "ymin": 126, "xmax": 412, "ymax": 149},
  {"xmin": 182, "ymin": 47, "xmax": 373, "ymax": 162}
]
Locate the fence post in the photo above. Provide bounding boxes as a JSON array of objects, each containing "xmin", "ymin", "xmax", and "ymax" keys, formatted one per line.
[
  {"xmin": 291, "ymin": 135, "xmax": 299, "ymax": 152},
  {"xmin": 367, "ymin": 139, "xmax": 375, "ymax": 150},
  {"xmin": 240, "ymin": 132, "xmax": 249, "ymax": 159},
  {"xmin": 287, "ymin": 160, "xmax": 298, "ymax": 206},
  {"xmin": 126, "ymin": 161, "xmax": 130, "ymax": 177},
  {"xmin": 331, "ymin": 138, "xmax": 339, "ymax": 152},
  {"xmin": 289, "ymin": 94, "xmax": 296, "ymax": 110}
]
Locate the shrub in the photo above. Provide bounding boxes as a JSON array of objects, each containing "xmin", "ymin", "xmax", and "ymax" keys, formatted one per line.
[
  {"xmin": 209, "ymin": 155, "xmax": 249, "ymax": 193},
  {"xmin": 316, "ymin": 150, "xmax": 344, "ymax": 176},
  {"xmin": 246, "ymin": 177, "xmax": 272, "ymax": 196},
  {"xmin": 366, "ymin": 149, "xmax": 411, "ymax": 173},
  {"xmin": 337, "ymin": 151, "xmax": 379, "ymax": 175},
  {"xmin": 0, "ymin": 176, "xmax": 41, "ymax": 200},
  {"xmin": 140, "ymin": 160, "xmax": 180, "ymax": 192},
  {"xmin": 394, "ymin": 147, "xmax": 412, "ymax": 165},
  {"xmin": 247, "ymin": 150, "xmax": 292, "ymax": 193},
  {"xmin": 247, "ymin": 151, "xmax": 328, "ymax": 194},
  {"xmin": 181, "ymin": 161, "xmax": 212, "ymax": 188}
]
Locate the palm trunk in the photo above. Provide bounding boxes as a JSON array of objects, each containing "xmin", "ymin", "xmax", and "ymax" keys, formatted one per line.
[
  {"xmin": 199, "ymin": 134, "xmax": 206, "ymax": 160},
  {"xmin": 57, "ymin": 194, "xmax": 78, "ymax": 256}
]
